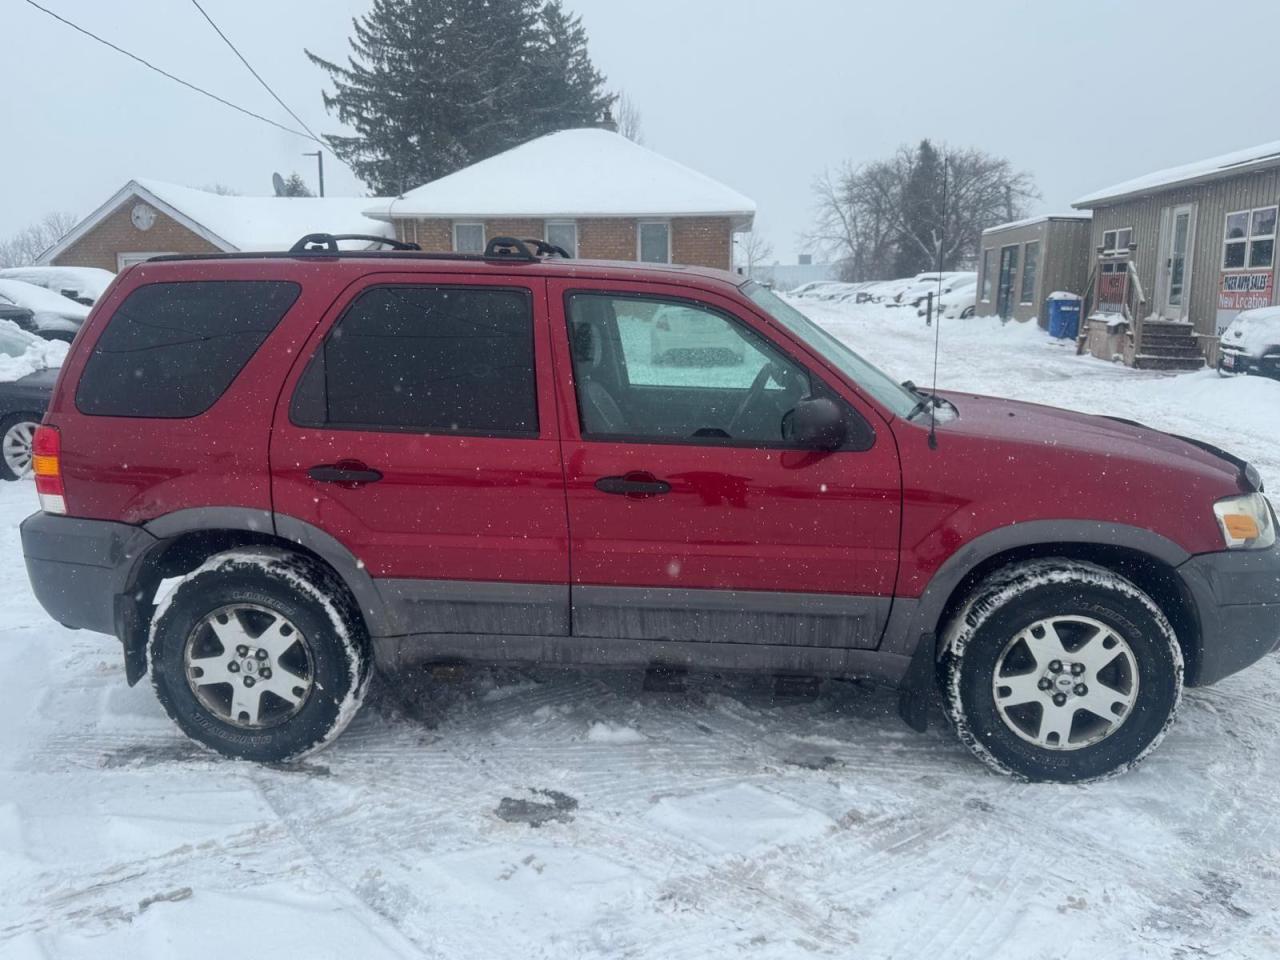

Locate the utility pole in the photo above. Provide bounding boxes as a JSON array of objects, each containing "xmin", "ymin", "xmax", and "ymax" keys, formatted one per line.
[{"xmin": 302, "ymin": 150, "xmax": 324, "ymax": 197}]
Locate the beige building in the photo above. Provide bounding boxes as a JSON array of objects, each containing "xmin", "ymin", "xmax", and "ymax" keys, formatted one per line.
[
  {"xmin": 364, "ymin": 128, "xmax": 755, "ymax": 270},
  {"xmin": 1072, "ymin": 139, "xmax": 1280, "ymax": 368},
  {"xmin": 974, "ymin": 215, "xmax": 1092, "ymax": 325}
]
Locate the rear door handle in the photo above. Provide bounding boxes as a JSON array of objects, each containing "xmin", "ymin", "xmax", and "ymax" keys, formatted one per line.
[
  {"xmin": 308, "ymin": 461, "xmax": 384, "ymax": 486},
  {"xmin": 595, "ymin": 471, "xmax": 671, "ymax": 497}
]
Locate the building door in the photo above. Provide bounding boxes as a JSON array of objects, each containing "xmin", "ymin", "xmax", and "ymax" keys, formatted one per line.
[
  {"xmin": 996, "ymin": 245, "xmax": 1019, "ymax": 318},
  {"xmin": 1158, "ymin": 204, "xmax": 1196, "ymax": 320}
]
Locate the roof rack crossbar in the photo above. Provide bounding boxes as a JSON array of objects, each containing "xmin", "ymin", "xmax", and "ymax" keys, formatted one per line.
[
  {"xmin": 289, "ymin": 233, "xmax": 421, "ymax": 253},
  {"xmin": 483, "ymin": 236, "xmax": 539, "ymax": 261}
]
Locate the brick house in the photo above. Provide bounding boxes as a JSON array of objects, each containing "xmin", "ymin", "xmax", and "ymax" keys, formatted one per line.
[
  {"xmin": 364, "ymin": 128, "xmax": 756, "ymax": 270},
  {"xmin": 39, "ymin": 179, "xmax": 391, "ymax": 271}
]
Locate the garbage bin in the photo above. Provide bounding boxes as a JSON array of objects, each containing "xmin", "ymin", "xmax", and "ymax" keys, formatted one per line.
[{"xmin": 1047, "ymin": 292, "xmax": 1082, "ymax": 339}]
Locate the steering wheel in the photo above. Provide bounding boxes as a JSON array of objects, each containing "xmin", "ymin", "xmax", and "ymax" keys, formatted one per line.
[{"xmin": 726, "ymin": 362, "xmax": 784, "ymax": 438}]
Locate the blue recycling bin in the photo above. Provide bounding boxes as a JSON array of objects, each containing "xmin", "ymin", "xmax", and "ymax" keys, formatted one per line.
[{"xmin": 1047, "ymin": 295, "xmax": 1082, "ymax": 339}]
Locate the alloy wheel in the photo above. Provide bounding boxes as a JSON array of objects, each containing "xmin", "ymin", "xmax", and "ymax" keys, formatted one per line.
[{"xmin": 2, "ymin": 420, "xmax": 37, "ymax": 477}]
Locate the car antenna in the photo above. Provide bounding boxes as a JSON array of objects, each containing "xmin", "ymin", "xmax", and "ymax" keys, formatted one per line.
[{"xmin": 927, "ymin": 156, "xmax": 948, "ymax": 451}]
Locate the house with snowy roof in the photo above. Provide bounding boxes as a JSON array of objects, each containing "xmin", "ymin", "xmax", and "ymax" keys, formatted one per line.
[
  {"xmin": 1071, "ymin": 139, "xmax": 1280, "ymax": 369},
  {"xmin": 363, "ymin": 128, "xmax": 756, "ymax": 271},
  {"xmin": 39, "ymin": 179, "xmax": 392, "ymax": 271}
]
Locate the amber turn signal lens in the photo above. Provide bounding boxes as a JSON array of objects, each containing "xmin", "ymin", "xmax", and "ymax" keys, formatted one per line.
[{"xmin": 1222, "ymin": 514, "xmax": 1261, "ymax": 541}]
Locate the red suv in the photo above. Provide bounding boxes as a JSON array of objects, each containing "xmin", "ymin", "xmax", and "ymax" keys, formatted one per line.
[{"xmin": 20, "ymin": 235, "xmax": 1280, "ymax": 781}]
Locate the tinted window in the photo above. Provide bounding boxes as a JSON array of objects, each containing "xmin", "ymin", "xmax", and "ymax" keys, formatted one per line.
[
  {"xmin": 294, "ymin": 285, "xmax": 537, "ymax": 436},
  {"xmin": 76, "ymin": 280, "xmax": 299, "ymax": 418}
]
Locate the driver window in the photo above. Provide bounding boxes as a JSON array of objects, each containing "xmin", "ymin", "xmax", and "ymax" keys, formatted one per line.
[{"xmin": 567, "ymin": 293, "xmax": 811, "ymax": 445}]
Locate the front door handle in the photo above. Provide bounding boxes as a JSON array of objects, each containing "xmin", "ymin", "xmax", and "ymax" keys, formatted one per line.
[
  {"xmin": 308, "ymin": 461, "xmax": 384, "ymax": 486},
  {"xmin": 595, "ymin": 471, "xmax": 671, "ymax": 497}
]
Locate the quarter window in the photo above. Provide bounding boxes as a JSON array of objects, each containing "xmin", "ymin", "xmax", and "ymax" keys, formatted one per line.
[
  {"xmin": 1223, "ymin": 206, "xmax": 1277, "ymax": 270},
  {"xmin": 545, "ymin": 221, "xmax": 578, "ymax": 257},
  {"xmin": 76, "ymin": 280, "xmax": 300, "ymax": 418},
  {"xmin": 453, "ymin": 223, "xmax": 485, "ymax": 254},
  {"xmin": 292, "ymin": 285, "xmax": 537, "ymax": 436},
  {"xmin": 1020, "ymin": 241, "xmax": 1040, "ymax": 304},
  {"xmin": 638, "ymin": 222, "xmax": 671, "ymax": 263}
]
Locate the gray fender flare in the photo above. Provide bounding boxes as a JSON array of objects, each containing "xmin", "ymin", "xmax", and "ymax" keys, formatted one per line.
[{"xmin": 877, "ymin": 520, "xmax": 1191, "ymax": 662}]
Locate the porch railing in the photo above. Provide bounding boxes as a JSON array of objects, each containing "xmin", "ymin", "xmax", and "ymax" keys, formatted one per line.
[{"xmin": 1123, "ymin": 261, "xmax": 1149, "ymax": 359}]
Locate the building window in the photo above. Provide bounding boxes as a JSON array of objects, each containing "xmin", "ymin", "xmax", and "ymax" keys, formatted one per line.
[
  {"xmin": 1102, "ymin": 227, "xmax": 1132, "ymax": 254},
  {"xmin": 545, "ymin": 221, "xmax": 578, "ymax": 257},
  {"xmin": 453, "ymin": 222, "xmax": 485, "ymax": 254},
  {"xmin": 1019, "ymin": 241, "xmax": 1040, "ymax": 304},
  {"xmin": 638, "ymin": 221, "xmax": 671, "ymax": 263},
  {"xmin": 980, "ymin": 248, "xmax": 993, "ymax": 301},
  {"xmin": 1223, "ymin": 206, "xmax": 1277, "ymax": 270}
]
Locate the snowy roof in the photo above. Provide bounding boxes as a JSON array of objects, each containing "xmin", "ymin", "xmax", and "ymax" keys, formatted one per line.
[
  {"xmin": 1073, "ymin": 140, "xmax": 1280, "ymax": 208},
  {"xmin": 365, "ymin": 128, "xmax": 756, "ymax": 227},
  {"xmin": 982, "ymin": 213, "xmax": 1090, "ymax": 234},
  {"xmin": 38, "ymin": 179, "xmax": 392, "ymax": 264}
]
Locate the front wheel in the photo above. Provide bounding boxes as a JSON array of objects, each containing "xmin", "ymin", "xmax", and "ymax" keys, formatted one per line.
[
  {"xmin": 942, "ymin": 559, "xmax": 1183, "ymax": 782},
  {"xmin": 149, "ymin": 548, "xmax": 371, "ymax": 762}
]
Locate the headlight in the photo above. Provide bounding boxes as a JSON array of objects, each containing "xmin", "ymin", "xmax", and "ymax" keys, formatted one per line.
[{"xmin": 1213, "ymin": 493, "xmax": 1276, "ymax": 549}]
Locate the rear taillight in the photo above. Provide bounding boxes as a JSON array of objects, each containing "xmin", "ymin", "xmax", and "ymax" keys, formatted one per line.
[{"xmin": 32, "ymin": 426, "xmax": 66, "ymax": 515}]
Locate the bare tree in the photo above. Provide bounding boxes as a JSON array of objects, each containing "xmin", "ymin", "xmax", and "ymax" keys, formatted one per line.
[
  {"xmin": 736, "ymin": 231, "xmax": 775, "ymax": 278},
  {"xmin": 0, "ymin": 211, "xmax": 78, "ymax": 268},
  {"xmin": 808, "ymin": 142, "xmax": 1038, "ymax": 280},
  {"xmin": 616, "ymin": 92, "xmax": 644, "ymax": 144}
]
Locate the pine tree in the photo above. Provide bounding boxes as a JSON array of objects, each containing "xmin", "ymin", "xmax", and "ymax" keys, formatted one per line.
[
  {"xmin": 306, "ymin": 0, "xmax": 614, "ymax": 196},
  {"xmin": 280, "ymin": 172, "xmax": 313, "ymax": 197},
  {"xmin": 893, "ymin": 139, "xmax": 944, "ymax": 277}
]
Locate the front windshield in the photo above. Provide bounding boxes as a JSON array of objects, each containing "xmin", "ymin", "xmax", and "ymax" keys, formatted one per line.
[{"xmin": 743, "ymin": 281, "xmax": 920, "ymax": 418}]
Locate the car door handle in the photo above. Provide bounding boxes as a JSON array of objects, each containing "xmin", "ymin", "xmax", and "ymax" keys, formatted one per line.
[
  {"xmin": 595, "ymin": 472, "xmax": 671, "ymax": 497},
  {"xmin": 307, "ymin": 461, "xmax": 384, "ymax": 486}
]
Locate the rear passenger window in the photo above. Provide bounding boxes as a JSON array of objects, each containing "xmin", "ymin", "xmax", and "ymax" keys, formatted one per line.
[
  {"xmin": 291, "ymin": 285, "xmax": 537, "ymax": 437},
  {"xmin": 77, "ymin": 280, "xmax": 300, "ymax": 418}
]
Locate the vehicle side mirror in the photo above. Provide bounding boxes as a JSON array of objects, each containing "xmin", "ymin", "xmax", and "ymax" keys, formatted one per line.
[{"xmin": 783, "ymin": 398, "xmax": 846, "ymax": 451}]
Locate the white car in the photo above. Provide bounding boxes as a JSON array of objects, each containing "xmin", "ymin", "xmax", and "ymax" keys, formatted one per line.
[
  {"xmin": 0, "ymin": 279, "xmax": 91, "ymax": 342},
  {"xmin": 0, "ymin": 266, "xmax": 115, "ymax": 305},
  {"xmin": 898, "ymin": 272, "xmax": 976, "ymax": 308},
  {"xmin": 650, "ymin": 304, "xmax": 747, "ymax": 365},
  {"xmin": 917, "ymin": 275, "xmax": 978, "ymax": 319},
  {"xmin": 1218, "ymin": 306, "xmax": 1280, "ymax": 379}
]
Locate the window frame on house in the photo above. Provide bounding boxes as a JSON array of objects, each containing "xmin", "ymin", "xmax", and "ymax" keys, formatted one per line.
[
  {"xmin": 1019, "ymin": 240, "xmax": 1040, "ymax": 305},
  {"xmin": 1222, "ymin": 205, "xmax": 1277, "ymax": 271},
  {"xmin": 980, "ymin": 248, "xmax": 993, "ymax": 302},
  {"xmin": 1101, "ymin": 227, "xmax": 1133, "ymax": 255},
  {"xmin": 452, "ymin": 222, "xmax": 486, "ymax": 254},
  {"xmin": 637, "ymin": 220, "xmax": 672, "ymax": 264},
  {"xmin": 545, "ymin": 220, "xmax": 578, "ymax": 258},
  {"xmin": 117, "ymin": 252, "xmax": 178, "ymax": 270}
]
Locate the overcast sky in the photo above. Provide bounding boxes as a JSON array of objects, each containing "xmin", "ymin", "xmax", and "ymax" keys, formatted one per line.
[{"xmin": 5, "ymin": 0, "xmax": 1279, "ymax": 262}]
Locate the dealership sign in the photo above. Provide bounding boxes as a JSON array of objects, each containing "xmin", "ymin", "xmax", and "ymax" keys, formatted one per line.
[{"xmin": 1216, "ymin": 269, "xmax": 1275, "ymax": 334}]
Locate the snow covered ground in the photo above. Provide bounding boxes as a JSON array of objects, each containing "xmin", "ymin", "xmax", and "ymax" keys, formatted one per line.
[{"xmin": 2, "ymin": 300, "xmax": 1280, "ymax": 958}]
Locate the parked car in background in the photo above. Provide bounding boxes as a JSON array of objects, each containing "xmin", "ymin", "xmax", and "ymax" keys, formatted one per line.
[
  {"xmin": 18, "ymin": 236, "xmax": 1280, "ymax": 783},
  {"xmin": 0, "ymin": 266, "xmax": 115, "ymax": 306},
  {"xmin": 651, "ymin": 303, "xmax": 747, "ymax": 365},
  {"xmin": 1218, "ymin": 306, "xmax": 1280, "ymax": 379},
  {"xmin": 0, "ymin": 321, "xmax": 61, "ymax": 479},
  {"xmin": 0, "ymin": 279, "xmax": 90, "ymax": 341},
  {"xmin": 0, "ymin": 300, "xmax": 35, "ymax": 330},
  {"xmin": 918, "ymin": 275, "xmax": 978, "ymax": 319},
  {"xmin": 898, "ymin": 272, "xmax": 976, "ymax": 308}
]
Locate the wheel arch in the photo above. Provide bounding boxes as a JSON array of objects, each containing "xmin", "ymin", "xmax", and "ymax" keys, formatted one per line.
[{"xmin": 885, "ymin": 522, "xmax": 1199, "ymax": 681}]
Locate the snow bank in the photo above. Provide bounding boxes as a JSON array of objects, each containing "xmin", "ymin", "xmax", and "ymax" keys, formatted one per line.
[
  {"xmin": 585, "ymin": 721, "xmax": 645, "ymax": 744},
  {"xmin": 0, "ymin": 320, "xmax": 67, "ymax": 380}
]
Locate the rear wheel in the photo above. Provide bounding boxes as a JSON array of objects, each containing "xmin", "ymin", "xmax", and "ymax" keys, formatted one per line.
[
  {"xmin": 943, "ymin": 559, "xmax": 1183, "ymax": 782},
  {"xmin": 149, "ymin": 548, "xmax": 371, "ymax": 762},
  {"xmin": 0, "ymin": 413, "xmax": 41, "ymax": 480}
]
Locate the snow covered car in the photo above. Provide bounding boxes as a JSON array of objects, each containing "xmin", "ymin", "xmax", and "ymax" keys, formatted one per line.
[
  {"xmin": 0, "ymin": 279, "xmax": 90, "ymax": 341},
  {"xmin": 897, "ymin": 272, "xmax": 975, "ymax": 308},
  {"xmin": 918, "ymin": 277, "xmax": 978, "ymax": 319},
  {"xmin": 0, "ymin": 266, "xmax": 115, "ymax": 306},
  {"xmin": 0, "ymin": 321, "xmax": 64, "ymax": 479},
  {"xmin": 650, "ymin": 304, "xmax": 746, "ymax": 364},
  {"xmin": 1218, "ymin": 306, "xmax": 1280, "ymax": 379}
]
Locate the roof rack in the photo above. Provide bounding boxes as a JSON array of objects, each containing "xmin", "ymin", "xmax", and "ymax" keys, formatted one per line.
[
  {"xmin": 145, "ymin": 234, "xmax": 576, "ymax": 265},
  {"xmin": 289, "ymin": 233, "xmax": 421, "ymax": 253},
  {"xmin": 484, "ymin": 236, "xmax": 572, "ymax": 261}
]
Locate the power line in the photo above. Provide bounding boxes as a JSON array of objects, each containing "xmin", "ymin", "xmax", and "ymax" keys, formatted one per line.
[
  {"xmin": 21, "ymin": 0, "xmax": 318, "ymax": 143},
  {"xmin": 189, "ymin": 0, "xmax": 326, "ymax": 147}
]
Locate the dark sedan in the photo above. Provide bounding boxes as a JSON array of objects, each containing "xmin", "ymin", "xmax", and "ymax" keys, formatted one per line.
[{"xmin": 0, "ymin": 368, "xmax": 55, "ymax": 480}]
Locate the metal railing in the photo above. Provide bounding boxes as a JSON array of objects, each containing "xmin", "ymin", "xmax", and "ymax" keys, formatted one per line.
[{"xmin": 1123, "ymin": 261, "xmax": 1149, "ymax": 359}]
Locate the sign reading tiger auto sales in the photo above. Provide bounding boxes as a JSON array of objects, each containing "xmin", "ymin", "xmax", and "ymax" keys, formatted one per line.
[{"xmin": 1216, "ymin": 269, "xmax": 1275, "ymax": 334}]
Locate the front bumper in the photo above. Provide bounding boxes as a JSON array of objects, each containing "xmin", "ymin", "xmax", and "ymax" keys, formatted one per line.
[
  {"xmin": 20, "ymin": 511, "xmax": 157, "ymax": 635},
  {"xmin": 1178, "ymin": 543, "xmax": 1280, "ymax": 685},
  {"xmin": 1219, "ymin": 350, "xmax": 1280, "ymax": 377}
]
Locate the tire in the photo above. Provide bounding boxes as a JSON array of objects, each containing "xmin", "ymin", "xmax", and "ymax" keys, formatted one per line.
[
  {"xmin": 149, "ymin": 547, "xmax": 371, "ymax": 763},
  {"xmin": 942, "ymin": 559, "xmax": 1183, "ymax": 783},
  {"xmin": 961, "ymin": 306, "xmax": 975, "ymax": 319},
  {"xmin": 0, "ymin": 413, "xmax": 42, "ymax": 481}
]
